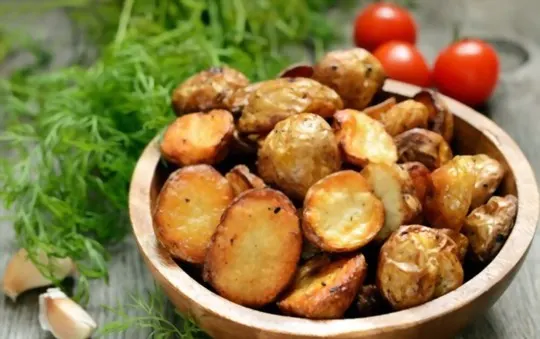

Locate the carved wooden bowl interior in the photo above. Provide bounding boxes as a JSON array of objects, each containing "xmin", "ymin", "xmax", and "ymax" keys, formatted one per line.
[{"xmin": 129, "ymin": 80, "xmax": 539, "ymax": 339}]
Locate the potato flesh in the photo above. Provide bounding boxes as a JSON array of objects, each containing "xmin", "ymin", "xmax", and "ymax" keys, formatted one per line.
[
  {"xmin": 153, "ymin": 165, "xmax": 233, "ymax": 264},
  {"xmin": 394, "ymin": 128, "xmax": 453, "ymax": 170},
  {"xmin": 334, "ymin": 109, "xmax": 397, "ymax": 167},
  {"xmin": 366, "ymin": 100, "xmax": 429, "ymax": 137},
  {"xmin": 303, "ymin": 170, "xmax": 384, "ymax": 252},
  {"xmin": 470, "ymin": 154, "xmax": 505, "ymax": 209},
  {"xmin": 462, "ymin": 195, "xmax": 518, "ymax": 263},
  {"xmin": 160, "ymin": 110, "xmax": 234, "ymax": 166},
  {"xmin": 204, "ymin": 188, "xmax": 302, "ymax": 307}
]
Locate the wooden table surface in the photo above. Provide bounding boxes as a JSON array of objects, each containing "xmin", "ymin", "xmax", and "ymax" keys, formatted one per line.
[{"xmin": 1, "ymin": 1, "xmax": 539, "ymax": 338}]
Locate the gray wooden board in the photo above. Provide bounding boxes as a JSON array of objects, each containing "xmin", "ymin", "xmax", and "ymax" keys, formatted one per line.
[{"xmin": 1, "ymin": 1, "xmax": 539, "ymax": 338}]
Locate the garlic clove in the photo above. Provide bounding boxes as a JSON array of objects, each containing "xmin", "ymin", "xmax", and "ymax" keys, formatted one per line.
[
  {"xmin": 39, "ymin": 288, "xmax": 97, "ymax": 339},
  {"xmin": 2, "ymin": 248, "xmax": 75, "ymax": 301}
]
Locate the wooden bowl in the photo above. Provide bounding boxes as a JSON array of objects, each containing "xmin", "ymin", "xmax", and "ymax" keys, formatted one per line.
[{"xmin": 129, "ymin": 80, "xmax": 539, "ymax": 339}]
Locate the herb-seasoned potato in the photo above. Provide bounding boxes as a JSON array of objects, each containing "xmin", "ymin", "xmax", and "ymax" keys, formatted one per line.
[
  {"xmin": 277, "ymin": 254, "xmax": 367, "ymax": 319},
  {"xmin": 257, "ymin": 113, "xmax": 342, "ymax": 200},
  {"xmin": 361, "ymin": 163, "xmax": 422, "ymax": 242},
  {"xmin": 363, "ymin": 97, "xmax": 396, "ymax": 117},
  {"xmin": 462, "ymin": 195, "xmax": 518, "ymax": 263},
  {"xmin": 204, "ymin": 188, "xmax": 302, "ymax": 307},
  {"xmin": 303, "ymin": 170, "xmax": 384, "ymax": 252},
  {"xmin": 224, "ymin": 82, "xmax": 263, "ymax": 116},
  {"xmin": 394, "ymin": 128, "xmax": 453, "ymax": 170},
  {"xmin": 377, "ymin": 225, "xmax": 464, "ymax": 310},
  {"xmin": 313, "ymin": 48, "xmax": 386, "ymax": 110},
  {"xmin": 424, "ymin": 156, "xmax": 477, "ymax": 231},
  {"xmin": 153, "ymin": 165, "xmax": 233, "ymax": 264},
  {"xmin": 160, "ymin": 110, "xmax": 234, "ymax": 166},
  {"xmin": 333, "ymin": 109, "xmax": 397, "ymax": 167},
  {"xmin": 237, "ymin": 78, "xmax": 343, "ymax": 134},
  {"xmin": 356, "ymin": 284, "xmax": 388, "ymax": 317},
  {"xmin": 413, "ymin": 90, "xmax": 454, "ymax": 142},
  {"xmin": 366, "ymin": 100, "xmax": 429, "ymax": 136},
  {"xmin": 400, "ymin": 162, "xmax": 432, "ymax": 206},
  {"xmin": 171, "ymin": 66, "xmax": 249, "ymax": 115},
  {"xmin": 438, "ymin": 229, "xmax": 469, "ymax": 262},
  {"xmin": 470, "ymin": 154, "xmax": 505, "ymax": 209},
  {"xmin": 225, "ymin": 165, "xmax": 266, "ymax": 196}
]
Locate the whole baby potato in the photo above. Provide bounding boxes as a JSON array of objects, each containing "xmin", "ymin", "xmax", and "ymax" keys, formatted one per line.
[{"xmin": 257, "ymin": 113, "xmax": 342, "ymax": 200}]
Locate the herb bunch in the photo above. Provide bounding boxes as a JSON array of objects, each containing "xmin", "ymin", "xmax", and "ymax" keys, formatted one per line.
[{"xmin": 0, "ymin": 0, "xmax": 338, "ymax": 301}]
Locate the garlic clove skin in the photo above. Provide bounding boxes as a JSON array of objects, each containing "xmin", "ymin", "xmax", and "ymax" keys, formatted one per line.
[
  {"xmin": 2, "ymin": 248, "xmax": 75, "ymax": 301},
  {"xmin": 39, "ymin": 288, "xmax": 97, "ymax": 339}
]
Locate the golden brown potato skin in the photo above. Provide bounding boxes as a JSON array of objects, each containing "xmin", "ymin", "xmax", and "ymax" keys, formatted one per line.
[
  {"xmin": 470, "ymin": 154, "xmax": 505, "ymax": 209},
  {"xmin": 413, "ymin": 90, "xmax": 454, "ymax": 142},
  {"xmin": 225, "ymin": 165, "xmax": 266, "ymax": 196},
  {"xmin": 237, "ymin": 78, "xmax": 343, "ymax": 134},
  {"xmin": 377, "ymin": 225, "xmax": 464, "ymax": 310},
  {"xmin": 356, "ymin": 284, "xmax": 388, "ymax": 317},
  {"xmin": 462, "ymin": 195, "xmax": 518, "ymax": 263},
  {"xmin": 153, "ymin": 165, "xmax": 233, "ymax": 264},
  {"xmin": 363, "ymin": 97, "xmax": 396, "ymax": 117},
  {"xmin": 171, "ymin": 66, "xmax": 249, "ymax": 115},
  {"xmin": 277, "ymin": 254, "xmax": 367, "ymax": 319},
  {"xmin": 302, "ymin": 170, "xmax": 384, "ymax": 252},
  {"xmin": 257, "ymin": 113, "xmax": 342, "ymax": 200},
  {"xmin": 333, "ymin": 109, "xmax": 397, "ymax": 167},
  {"xmin": 313, "ymin": 48, "xmax": 386, "ymax": 110},
  {"xmin": 204, "ymin": 188, "xmax": 302, "ymax": 308},
  {"xmin": 366, "ymin": 100, "xmax": 429, "ymax": 137},
  {"xmin": 400, "ymin": 162, "xmax": 432, "ymax": 208},
  {"xmin": 394, "ymin": 128, "xmax": 453, "ymax": 170},
  {"xmin": 424, "ymin": 156, "xmax": 477, "ymax": 231},
  {"xmin": 437, "ymin": 229, "xmax": 469, "ymax": 262},
  {"xmin": 160, "ymin": 110, "xmax": 234, "ymax": 166},
  {"xmin": 224, "ymin": 82, "xmax": 263, "ymax": 116}
]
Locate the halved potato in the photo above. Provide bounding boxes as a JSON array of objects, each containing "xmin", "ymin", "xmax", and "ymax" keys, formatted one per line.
[
  {"xmin": 333, "ymin": 109, "xmax": 397, "ymax": 167},
  {"xmin": 237, "ymin": 77, "xmax": 343, "ymax": 134},
  {"xmin": 462, "ymin": 195, "xmax": 518, "ymax": 263},
  {"xmin": 394, "ymin": 128, "xmax": 453, "ymax": 170},
  {"xmin": 172, "ymin": 66, "xmax": 249, "ymax": 115},
  {"xmin": 363, "ymin": 97, "xmax": 397, "ymax": 117},
  {"xmin": 413, "ymin": 90, "xmax": 454, "ymax": 142},
  {"xmin": 257, "ymin": 113, "xmax": 342, "ymax": 200},
  {"xmin": 225, "ymin": 165, "xmax": 266, "ymax": 196},
  {"xmin": 377, "ymin": 225, "xmax": 463, "ymax": 310},
  {"xmin": 203, "ymin": 188, "xmax": 302, "ymax": 307},
  {"xmin": 470, "ymin": 154, "xmax": 505, "ymax": 209},
  {"xmin": 303, "ymin": 170, "xmax": 384, "ymax": 252},
  {"xmin": 153, "ymin": 165, "xmax": 234, "ymax": 264},
  {"xmin": 366, "ymin": 100, "xmax": 429, "ymax": 137},
  {"xmin": 400, "ymin": 162, "xmax": 432, "ymax": 207},
  {"xmin": 356, "ymin": 284, "xmax": 388, "ymax": 317},
  {"xmin": 277, "ymin": 254, "xmax": 367, "ymax": 319},
  {"xmin": 160, "ymin": 110, "xmax": 234, "ymax": 166},
  {"xmin": 313, "ymin": 48, "xmax": 386, "ymax": 110},
  {"xmin": 424, "ymin": 156, "xmax": 477, "ymax": 231},
  {"xmin": 437, "ymin": 229, "xmax": 469, "ymax": 262},
  {"xmin": 361, "ymin": 163, "xmax": 422, "ymax": 242}
]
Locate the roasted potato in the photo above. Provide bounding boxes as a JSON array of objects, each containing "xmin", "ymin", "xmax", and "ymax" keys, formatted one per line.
[
  {"xmin": 363, "ymin": 97, "xmax": 397, "ymax": 117},
  {"xmin": 225, "ymin": 164, "xmax": 266, "ymax": 196},
  {"xmin": 204, "ymin": 188, "xmax": 302, "ymax": 307},
  {"xmin": 153, "ymin": 165, "xmax": 234, "ymax": 264},
  {"xmin": 377, "ymin": 225, "xmax": 464, "ymax": 310},
  {"xmin": 366, "ymin": 100, "xmax": 429, "ymax": 137},
  {"xmin": 462, "ymin": 195, "xmax": 518, "ymax": 263},
  {"xmin": 400, "ymin": 162, "xmax": 432, "ymax": 207},
  {"xmin": 470, "ymin": 154, "xmax": 505, "ymax": 209},
  {"xmin": 413, "ymin": 90, "xmax": 454, "ymax": 142},
  {"xmin": 277, "ymin": 254, "xmax": 367, "ymax": 319},
  {"xmin": 303, "ymin": 170, "xmax": 384, "ymax": 252},
  {"xmin": 356, "ymin": 284, "xmax": 388, "ymax": 317},
  {"xmin": 171, "ymin": 66, "xmax": 249, "ymax": 115},
  {"xmin": 333, "ymin": 109, "xmax": 397, "ymax": 167},
  {"xmin": 278, "ymin": 63, "xmax": 314, "ymax": 78},
  {"xmin": 437, "ymin": 229, "xmax": 469, "ymax": 262},
  {"xmin": 224, "ymin": 82, "xmax": 263, "ymax": 116},
  {"xmin": 237, "ymin": 78, "xmax": 343, "ymax": 134},
  {"xmin": 424, "ymin": 156, "xmax": 477, "ymax": 231},
  {"xmin": 257, "ymin": 113, "xmax": 342, "ymax": 200},
  {"xmin": 160, "ymin": 110, "xmax": 234, "ymax": 166},
  {"xmin": 361, "ymin": 163, "xmax": 422, "ymax": 242},
  {"xmin": 394, "ymin": 128, "xmax": 453, "ymax": 170},
  {"xmin": 313, "ymin": 48, "xmax": 386, "ymax": 110}
]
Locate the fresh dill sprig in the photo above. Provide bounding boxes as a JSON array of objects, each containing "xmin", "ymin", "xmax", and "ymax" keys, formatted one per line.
[{"xmin": 0, "ymin": 0, "xmax": 339, "ymax": 301}]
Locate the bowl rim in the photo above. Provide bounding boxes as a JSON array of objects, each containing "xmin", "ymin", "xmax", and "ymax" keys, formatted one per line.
[{"xmin": 129, "ymin": 79, "xmax": 539, "ymax": 337}]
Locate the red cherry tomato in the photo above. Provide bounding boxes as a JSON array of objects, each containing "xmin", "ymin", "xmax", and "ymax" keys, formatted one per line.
[
  {"xmin": 373, "ymin": 41, "xmax": 431, "ymax": 87},
  {"xmin": 433, "ymin": 39, "xmax": 499, "ymax": 107},
  {"xmin": 354, "ymin": 3, "xmax": 417, "ymax": 52}
]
